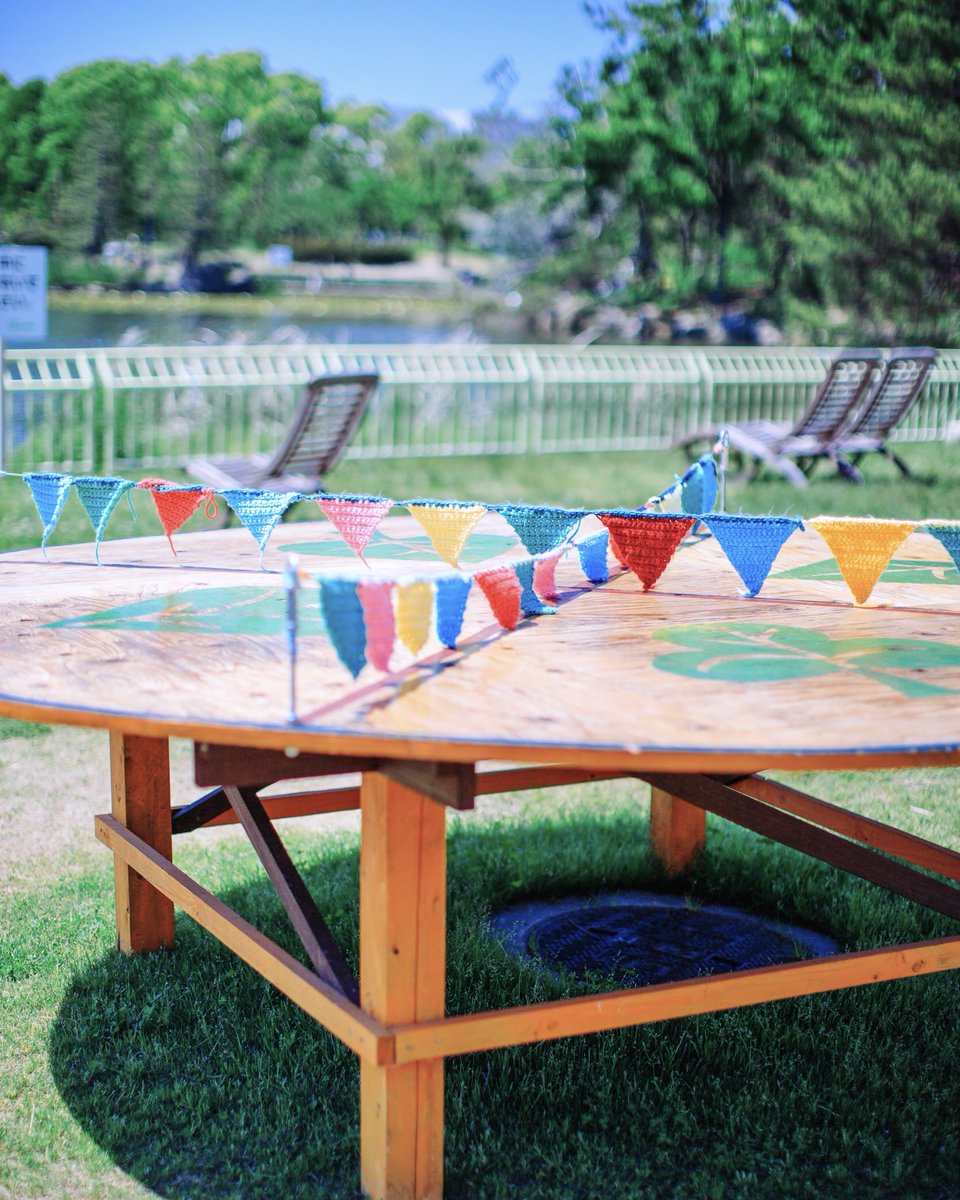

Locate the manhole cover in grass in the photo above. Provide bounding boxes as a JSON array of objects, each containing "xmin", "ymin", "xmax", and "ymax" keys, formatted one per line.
[{"xmin": 490, "ymin": 892, "xmax": 838, "ymax": 987}]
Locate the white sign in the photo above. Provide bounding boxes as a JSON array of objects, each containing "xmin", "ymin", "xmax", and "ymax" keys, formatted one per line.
[{"xmin": 0, "ymin": 245, "xmax": 48, "ymax": 340}]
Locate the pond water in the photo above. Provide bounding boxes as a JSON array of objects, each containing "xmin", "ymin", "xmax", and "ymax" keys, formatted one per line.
[{"xmin": 13, "ymin": 308, "xmax": 491, "ymax": 350}]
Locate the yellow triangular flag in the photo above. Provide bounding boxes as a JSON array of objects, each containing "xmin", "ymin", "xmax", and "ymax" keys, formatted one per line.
[
  {"xmin": 407, "ymin": 503, "xmax": 486, "ymax": 566},
  {"xmin": 395, "ymin": 580, "xmax": 434, "ymax": 654},
  {"xmin": 808, "ymin": 516, "xmax": 915, "ymax": 604}
]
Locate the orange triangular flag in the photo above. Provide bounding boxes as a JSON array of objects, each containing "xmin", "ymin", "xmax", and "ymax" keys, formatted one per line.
[
  {"xmin": 808, "ymin": 516, "xmax": 915, "ymax": 604},
  {"xmin": 474, "ymin": 564, "xmax": 522, "ymax": 629},
  {"xmin": 138, "ymin": 478, "xmax": 216, "ymax": 554}
]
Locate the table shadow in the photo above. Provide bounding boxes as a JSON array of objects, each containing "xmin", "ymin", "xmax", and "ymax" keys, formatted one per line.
[{"xmin": 49, "ymin": 861, "xmax": 365, "ymax": 1200}]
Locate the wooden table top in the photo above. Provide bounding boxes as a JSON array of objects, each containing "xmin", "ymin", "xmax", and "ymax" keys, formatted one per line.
[{"xmin": 2, "ymin": 514, "xmax": 960, "ymax": 772}]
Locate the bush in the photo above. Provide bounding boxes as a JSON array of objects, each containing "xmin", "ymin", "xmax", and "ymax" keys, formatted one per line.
[{"xmin": 289, "ymin": 238, "xmax": 415, "ymax": 266}]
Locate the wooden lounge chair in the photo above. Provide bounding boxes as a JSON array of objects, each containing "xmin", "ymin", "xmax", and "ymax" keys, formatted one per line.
[
  {"xmin": 678, "ymin": 349, "xmax": 882, "ymax": 487},
  {"xmin": 829, "ymin": 347, "xmax": 937, "ymax": 481},
  {"xmin": 186, "ymin": 372, "xmax": 379, "ymax": 500}
]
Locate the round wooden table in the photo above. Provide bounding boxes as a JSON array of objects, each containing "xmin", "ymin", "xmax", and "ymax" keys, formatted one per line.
[{"xmin": 2, "ymin": 515, "xmax": 960, "ymax": 1199}]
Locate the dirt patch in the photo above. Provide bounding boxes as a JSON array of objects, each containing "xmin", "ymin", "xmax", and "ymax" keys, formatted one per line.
[{"xmin": 0, "ymin": 728, "xmax": 199, "ymax": 891}]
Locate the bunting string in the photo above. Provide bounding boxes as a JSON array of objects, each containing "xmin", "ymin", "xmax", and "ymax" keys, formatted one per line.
[{"xmin": 4, "ymin": 466, "xmax": 956, "ymax": 623}]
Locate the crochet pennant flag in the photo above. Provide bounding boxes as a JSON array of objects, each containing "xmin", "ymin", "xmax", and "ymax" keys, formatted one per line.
[
  {"xmin": 577, "ymin": 532, "xmax": 610, "ymax": 583},
  {"xmin": 316, "ymin": 494, "xmax": 393, "ymax": 560},
  {"xmin": 533, "ymin": 548, "xmax": 565, "ymax": 600},
  {"xmin": 923, "ymin": 521, "xmax": 960, "ymax": 574},
  {"xmin": 318, "ymin": 577, "xmax": 367, "ymax": 677},
  {"xmin": 653, "ymin": 484, "xmax": 684, "ymax": 513},
  {"xmin": 73, "ymin": 476, "xmax": 137, "ymax": 564},
  {"xmin": 395, "ymin": 580, "xmax": 434, "ymax": 654},
  {"xmin": 703, "ymin": 514, "xmax": 804, "ymax": 597},
  {"xmin": 23, "ymin": 472, "xmax": 74, "ymax": 556},
  {"xmin": 808, "ymin": 516, "xmax": 916, "ymax": 604},
  {"xmin": 435, "ymin": 574, "xmax": 472, "ymax": 648},
  {"xmin": 514, "ymin": 558, "xmax": 557, "ymax": 615},
  {"xmin": 357, "ymin": 578, "xmax": 395, "ymax": 672},
  {"xmin": 137, "ymin": 478, "xmax": 216, "ymax": 554},
  {"xmin": 491, "ymin": 504, "xmax": 584, "ymax": 555},
  {"xmin": 474, "ymin": 563, "xmax": 522, "ymax": 630},
  {"xmin": 598, "ymin": 512, "xmax": 695, "ymax": 590},
  {"xmin": 220, "ymin": 489, "xmax": 301, "ymax": 567},
  {"xmin": 405, "ymin": 501, "xmax": 486, "ymax": 566},
  {"xmin": 680, "ymin": 456, "xmax": 718, "ymax": 515}
]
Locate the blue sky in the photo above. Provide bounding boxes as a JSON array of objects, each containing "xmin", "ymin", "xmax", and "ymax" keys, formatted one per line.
[{"xmin": 3, "ymin": 0, "xmax": 612, "ymax": 121}]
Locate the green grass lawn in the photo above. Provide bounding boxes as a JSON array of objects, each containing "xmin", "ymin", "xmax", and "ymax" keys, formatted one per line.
[
  {"xmin": 2, "ymin": 440, "xmax": 958, "ymax": 556},
  {"xmin": 2, "ymin": 445, "xmax": 960, "ymax": 1198}
]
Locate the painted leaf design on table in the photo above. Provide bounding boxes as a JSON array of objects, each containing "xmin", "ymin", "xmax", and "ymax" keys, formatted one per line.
[
  {"xmin": 652, "ymin": 622, "xmax": 960, "ymax": 698},
  {"xmin": 46, "ymin": 586, "xmax": 325, "ymax": 637},
  {"xmin": 775, "ymin": 557, "xmax": 960, "ymax": 587}
]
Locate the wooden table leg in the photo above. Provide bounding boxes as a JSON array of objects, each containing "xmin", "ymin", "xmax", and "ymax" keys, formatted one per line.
[
  {"xmin": 649, "ymin": 784, "xmax": 706, "ymax": 875},
  {"xmin": 360, "ymin": 771, "xmax": 446, "ymax": 1200},
  {"xmin": 109, "ymin": 731, "xmax": 175, "ymax": 953}
]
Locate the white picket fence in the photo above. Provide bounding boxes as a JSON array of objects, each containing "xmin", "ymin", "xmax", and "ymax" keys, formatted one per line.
[{"xmin": 2, "ymin": 342, "xmax": 959, "ymax": 473}]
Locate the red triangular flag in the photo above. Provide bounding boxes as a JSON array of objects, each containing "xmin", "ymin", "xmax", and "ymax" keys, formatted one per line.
[{"xmin": 597, "ymin": 513, "xmax": 695, "ymax": 590}]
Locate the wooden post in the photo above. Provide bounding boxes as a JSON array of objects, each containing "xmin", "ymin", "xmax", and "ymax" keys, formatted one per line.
[
  {"xmin": 360, "ymin": 771, "xmax": 446, "ymax": 1200},
  {"xmin": 649, "ymin": 785, "xmax": 706, "ymax": 875},
  {"xmin": 109, "ymin": 732, "xmax": 174, "ymax": 953}
]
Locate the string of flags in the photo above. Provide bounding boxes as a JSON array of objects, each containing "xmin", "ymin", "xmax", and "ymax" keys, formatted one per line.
[{"xmin": 4, "ymin": 457, "xmax": 960, "ymax": 680}]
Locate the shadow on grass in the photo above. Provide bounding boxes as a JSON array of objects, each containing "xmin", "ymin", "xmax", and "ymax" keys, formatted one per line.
[{"xmin": 47, "ymin": 818, "xmax": 960, "ymax": 1200}]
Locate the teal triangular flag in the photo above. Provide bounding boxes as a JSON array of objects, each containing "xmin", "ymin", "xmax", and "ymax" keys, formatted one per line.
[
  {"xmin": 513, "ymin": 558, "xmax": 556, "ymax": 615},
  {"xmin": 703, "ymin": 514, "xmax": 804, "ymax": 597},
  {"xmin": 23, "ymin": 472, "xmax": 74, "ymax": 556},
  {"xmin": 698, "ymin": 456, "xmax": 718, "ymax": 513},
  {"xmin": 73, "ymin": 476, "xmax": 136, "ymax": 564},
  {"xmin": 434, "ymin": 574, "xmax": 472, "ymax": 648},
  {"xmin": 677, "ymin": 455, "xmax": 718, "ymax": 514},
  {"xmin": 220, "ymin": 489, "xmax": 301, "ymax": 567},
  {"xmin": 493, "ymin": 504, "xmax": 584, "ymax": 555},
  {"xmin": 924, "ymin": 523, "xmax": 960, "ymax": 574},
  {"xmin": 318, "ymin": 578, "xmax": 367, "ymax": 677},
  {"xmin": 577, "ymin": 532, "xmax": 609, "ymax": 583}
]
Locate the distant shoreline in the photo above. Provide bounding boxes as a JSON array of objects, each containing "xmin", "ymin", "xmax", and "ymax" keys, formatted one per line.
[{"xmin": 48, "ymin": 287, "xmax": 481, "ymax": 323}]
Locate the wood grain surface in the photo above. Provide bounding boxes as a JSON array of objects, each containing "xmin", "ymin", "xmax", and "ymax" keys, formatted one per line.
[{"xmin": 2, "ymin": 515, "xmax": 960, "ymax": 770}]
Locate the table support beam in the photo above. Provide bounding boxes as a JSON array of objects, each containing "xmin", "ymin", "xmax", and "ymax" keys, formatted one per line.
[
  {"xmin": 648, "ymin": 786, "xmax": 706, "ymax": 875},
  {"xmin": 109, "ymin": 732, "xmax": 174, "ymax": 953},
  {"xmin": 360, "ymin": 771, "xmax": 446, "ymax": 1200},
  {"xmin": 223, "ymin": 785, "xmax": 358, "ymax": 1001},
  {"xmin": 639, "ymin": 772, "xmax": 960, "ymax": 920}
]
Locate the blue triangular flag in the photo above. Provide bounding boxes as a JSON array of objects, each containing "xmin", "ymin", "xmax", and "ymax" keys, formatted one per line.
[
  {"xmin": 23, "ymin": 472, "xmax": 74, "ymax": 556},
  {"xmin": 318, "ymin": 577, "xmax": 367, "ymax": 677},
  {"xmin": 513, "ymin": 558, "xmax": 557, "ymax": 615},
  {"xmin": 576, "ymin": 532, "xmax": 610, "ymax": 583},
  {"xmin": 434, "ymin": 574, "xmax": 472, "ymax": 648},
  {"xmin": 492, "ymin": 504, "xmax": 584, "ymax": 555},
  {"xmin": 220, "ymin": 489, "xmax": 301, "ymax": 567},
  {"xmin": 73, "ymin": 476, "xmax": 136, "ymax": 564},
  {"xmin": 703, "ymin": 514, "xmax": 804, "ymax": 597}
]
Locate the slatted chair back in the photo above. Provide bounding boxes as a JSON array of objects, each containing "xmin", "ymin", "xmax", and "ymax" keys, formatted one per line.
[
  {"xmin": 839, "ymin": 348, "xmax": 936, "ymax": 441},
  {"xmin": 790, "ymin": 349, "xmax": 882, "ymax": 440},
  {"xmin": 264, "ymin": 373, "xmax": 379, "ymax": 483}
]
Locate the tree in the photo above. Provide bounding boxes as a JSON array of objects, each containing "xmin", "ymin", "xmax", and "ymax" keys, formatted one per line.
[
  {"xmin": 559, "ymin": 1, "xmax": 822, "ymax": 298},
  {"xmin": 34, "ymin": 62, "xmax": 161, "ymax": 253},
  {"xmin": 0, "ymin": 76, "xmax": 48, "ymax": 239},
  {"xmin": 384, "ymin": 113, "xmax": 490, "ymax": 262},
  {"xmin": 783, "ymin": 0, "xmax": 960, "ymax": 342}
]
